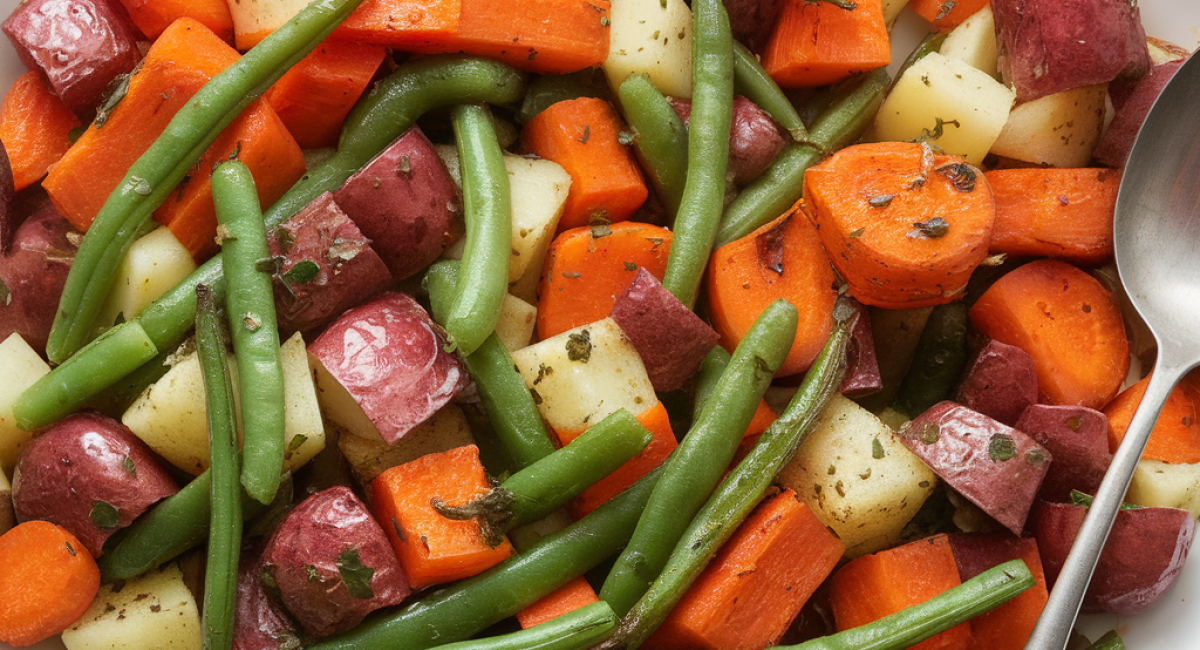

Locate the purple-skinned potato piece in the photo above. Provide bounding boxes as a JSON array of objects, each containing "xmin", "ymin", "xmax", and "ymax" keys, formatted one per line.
[
  {"xmin": 669, "ymin": 95, "xmax": 787, "ymax": 186},
  {"xmin": 1015, "ymin": 404, "xmax": 1111, "ymax": 504},
  {"xmin": 261, "ymin": 486, "xmax": 411, "ymax": 638},
  {"xmin": 838, "ymin": 297, "xmax": 881, "ymax": 398},
  {"xmin": 724, "ymin": 0, "xmax": 785, "ymax": 54},
  {"xmin": 954, "ymin": 339, "xmax": 1038, "ymax": 427},
  {"xmin": 0, "ymin": 204, "xmax": 79, "ymax": 354},
  {"xmin": 0, "ymin": 142, "xmax": 15, "ymax": 254},
  {"xmin": 610, "ymin": 266, "xmax": 719, "ymax": 392},
  {"xmin": 233, "ymin": 539, "xmax": 300, "ymax": 650},
  {"xmin": 1094, "ymin": 59, "xmax": 1185, "ymax": 168},
  {"xmin": 11, "ymin": 411, "xmax": 179, "ymax": 557},
  {"xmin": 1032, "ymin": 500, "xmax": 1195, "ymax": 615}
]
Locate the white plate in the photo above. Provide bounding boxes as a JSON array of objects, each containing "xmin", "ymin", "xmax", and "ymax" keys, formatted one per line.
[{"xmin": 0, "ymin": 2, "xmax": 1197, "ymax": 649}]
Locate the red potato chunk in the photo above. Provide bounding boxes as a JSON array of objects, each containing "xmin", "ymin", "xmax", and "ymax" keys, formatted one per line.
[
  {"xmin": 0, "ymin": 205, "xmax": 79, "ymax": 354},
  {"xmin": 11, "ymin": 412, "xmax": 179, "ymax": 556},
  {"xmin": 669, "ymin": 95, "xmax": 787, "ymax": 186},
  {"xmin": 1015, "ymin": 404, "xmax": 1111, "ymax": 504},
  {"xmin": 332, "ymin": 126, "xmax": 463, "ymax": 282},
  {"xmin": 0, "ymin": 143, "xmax": 14, "ymax": 254},
  {"xmin": 1, "ymin": 0, "xmax": 142, "ymax": 119},
  {"xmin": 900, "ymin": 402, "xmax": 1051, "ymax": 535},
  {"xmin": 954, "ymin": 339, "xmax": 1038, "ymax": 427},
  {"xmin": 1093, "ymin": 59, "xmax": 1185, "ymax": 168},
  {"xmin": 261, "ymin": 486, "xmax": 411, "ymax": 638},
  {"xmin": 309, "ymin": 292, "xmax": 469, "ymax": 445},
  {"xmin": 233, "ymin": 539, "xmax": 299, "ymax": 650},
  {"xmin": 838, "ymin": 298, "xmax": 881, "ymax": 398},
  {"xmin": 724, "ymin": 0, "xmax": 785, "ymax": 54}
]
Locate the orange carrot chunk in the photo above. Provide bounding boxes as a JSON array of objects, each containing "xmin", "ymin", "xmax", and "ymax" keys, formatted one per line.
[
  {"xmin": 706, "ymin": 205, "xmax": 838, "ymax": 377},
  {"xmin": 969, "ymin": 259, "xmax": 1129, "ymax": 410},
  {"xmin": 909, "ymin": 0, "xmax": 990, "ymax": 30},
  {"xmin": 985, "ymin": 168, "xmax": 1120, "ymax": 266},
  {"xmin": 0, "ymin": 71, "xmax": 80, "ymax": 192},
  {"xmin": 516, "ymin": 576, "xmax": 601, "ymax": 629},
  {"xmin": 265, "ymin": 38, "xmax": 386, "ymax": 149},
  {"xmin": 371, "ymin": 445, "xmax": 514, "ymax": 590},
  {"xmin": 1104, "ymin": 372, "xmax": 1200, "ymax": 464},
  {"xmin": 761, "ymin": 0, "xmax": 891, "ymax": 88},
  {"xmin": 803, "ymin": 141, "xmax": 995, "ymax": 310},
  {"xmin": 116, "ymin": 0, "xmax": 235, "ymax": 42},
  {"xmin": 153, "ymin": 99, "xmax": 306, "ymax": 261},
  {"xmin": 645, "ymin": 490, "xmax": 844, "ymax": 650},
  {"xmin": 0, "ymin": 520, "xmax": 100, "ymax": 648},
  {"xmin": 830, "ymin": 533, "xmax": 970, "ymax": 650},
  {"xmin": 536, "ymin": 221, "xmax": 672, "ymax": 341},
  {"xmin": 521, "ymin": 97, "xmax": 649, "ymax": 233},
  {"xmin": 334, "ymin": 0, "xmax": 461, "ymax": 51},
  {"xmin": 42, "ymin": 18, "xmax": 241, "ymax": 232}
]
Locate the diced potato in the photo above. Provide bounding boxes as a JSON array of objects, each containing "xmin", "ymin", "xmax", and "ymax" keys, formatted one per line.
[
  {"xmin": 61, "ymin": 563, "xmax": 201, "ymax": 650},
  {"xmin": 0, "ymin": 333, "xmax": 50, "ymax": 472},
  {"xmin": 279, "ymin": 332, "xmax": 326, "ymax": 470},
  {"xmin": 881, "ymin": 0, "xmax": 911, "ymax": 23},
  {"xmin": 495, "ymin": 294, "xmax": 537, "ymax": 353},
  {"xmin": 1127, "ymin": 459, "xmax": 1200, "ymax": 519},
  {"xmin": 95, "ymin": 226, "xmax": 196, "ymax": 332},
  {"xmin": 873, "ymin": 52, "xmax": 1015, "ymax": 165},
  {"xmin": 1147, "ymin": 37, "xmax": 1191, "ymax": 65},
  {"xmin": 778, "ymin": 394, "xmax": 938, "ymax": 558},
  {"xmin": 604, "ymin": 0, "xmax": 693, "ymax": 99},
  {"xmin": 227, "ymin": 0, "xmax": 307, "ymax": 50},
  {"xmin": 338, "ymin": 404, "xmax": 475, "ymax": 486},
  {"xmin": 988, "ymin": 84, "xmax": 1107, "ymax": 168},
  {"xmin": 511, "ymin": 318, "xmax": 655, "ymax": 434},
  {"xmin": 940, "ymin": 5, "xmax": 998, "ymax": 77}
]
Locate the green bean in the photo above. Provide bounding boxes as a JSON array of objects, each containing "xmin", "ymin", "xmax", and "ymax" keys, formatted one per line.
[
  {"xmin": 732, "ymin": 42, "xmax": 806, "ymax": 142},
  {"xmin": 429, "ymin": 602, "xmax": 616, "ymax": 650},
  {"xmin": 306, "ymin": 466, "xmax": 664, "ymax": 650},
  {"xmin": 690, "ymin": 346, "xmax": 732, "ymax": 423},
  {"xmin": 516, "ymin": 68, "xmax": 613, "ymax": 124},
  {"xmin": 424, "ymin": 259, "xmax": 557, "ymax": 468},
  {"xmin": 45, "ymin": 0, "xmax": 367, "ymax": 365},
  {"xmin": 600, "ymin": 299, "xmax": 798, "ymax": 617},
  {"xmin": 617, "ymin": 73, "xmax": 689, "ymax": 219},
  {"xmin": 435, "ymin": 408, "xmax": 653, "ymax": 544},
  {"xmin": 892, "ymin": 301, "xmax": 968, "ymax": 419},
  {"xmin": 193, "ymin": 285, "xmax": 242, "ymax": 650},
  {"xmin": 770, "ymin": 560, "xmax": 1034, "ymax": 650},
  {"xmin": 15, "ymin": 56, "xmax": 528, "ymax": 432},
  {"xmin": 444, "ymin": 103, "xmax": 512, "ymax": 356},
  {"xmin": 600, "ymin": 299, "xmax": 854, "ymax": 650},
  {"xmin": 714, "ymin": 67, "xmax": 888, "ymax": 248},
  {"xmin": 1084, "ymin": 631, "xmax": 1126, "ymax": 650},
  {"xmin": 212, "ymin": 160, "xmax": 285, "ymax": 505},
  {"xmin": 660, "ymin": 0, "xmax": 734, "ymax": 308}
]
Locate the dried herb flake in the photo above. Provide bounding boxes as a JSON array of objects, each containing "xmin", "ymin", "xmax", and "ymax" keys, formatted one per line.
[
  {"xmin": 90, "ymin": 500, "xmax": 120, "ymax": 529},
  {"xmin": 337, "ymin": 548, "xmax": 376, "ymax": 600},
  {"xmin": 988, "ymin": 433, "xmax": 1017, "ymax": 461}
]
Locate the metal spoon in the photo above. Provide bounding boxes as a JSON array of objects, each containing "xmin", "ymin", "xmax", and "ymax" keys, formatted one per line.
[{"xmin": 1024, "ymin": 50, "xmax": 1200, "ymax": 650}]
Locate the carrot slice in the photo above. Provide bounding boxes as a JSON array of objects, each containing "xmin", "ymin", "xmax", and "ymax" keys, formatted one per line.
[
  {"xmin": 0, "ymin": 71, "xmax": 80, "ymax": 192},
  {"xmin": 761, "ymin": 0, "xmax": 891, "ymax": 88},
  {"xmin": 333, "ymin": 0, "xmax": 461, "ymax": 51},
  {"xmin": 116, "ymin": 0, "xmax": 235, "ymax": 42},
  {"xmin": 516, "ymin": 576, "xmax": 600, "ymax": 629},
  {"xmin": 0, "ymin": 520, "xmax": 100, "ymax": 647},
  {"xmin": 802, "ymin": 141, "xmax": 995, "ymax": 309},
  {"xmin": 520, "ymin": 97, "xmax": 649, "ymax": 233},
  {"xmin": 536, "ymin": 221, "xmax": 672, "ymax": 341},
  {"xmin": 42, "ymin": 18, "xmax": 241, "ymax": 232},
  {"xmin": 1104, "ymin": 372, "xmax": 1200, "ymax": 464},
  {"xmin": 985, "ymin": 168, "xmax": 1119, "ymax": 266},
  {"xmin": 969, "ymin": 259, "xmax": 1129, "ymax": 410},
  {"xmin": 645, "ymin": 490, "xmax": 844, "ymax": 650},
  {"xmin": 909, "ymin": 0, "xmax": 990, "ymax": 30},
  {"xmin": 829, "ymin": 533, "xmax": 970, "ymax": 650},
  {"xmin": 705, "ymin": 205, "xmax": 838, "ymax": 377}
]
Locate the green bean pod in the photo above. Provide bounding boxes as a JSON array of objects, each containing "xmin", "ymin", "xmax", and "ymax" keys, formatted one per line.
[
  {"xmin": 45, "ymin": 0, "xmax": 367, "ymax": 364},
  {"xmin": 194, "ymin": 285, "xmax": 242, "ymax": 650},
  {"xmin": 1084, "ymin": 631, "xmax": 1126, "ymax": 650},
  {"xmin": 444, "ymin": 103, "xmax": 512, "ymax": 356},
  {"xmin": 660, "ymin": 0, "xmax": 734, "ymax": 308},
  {"xmin": 424, "ymin": 259, "xmax": 557, "ymax": 468},
  {"xmin": 891, "ymin": 301, "xmax": 968, "ymax": 419},
  {"xmin": 212, "ymin": 160, "xmax": 285, "ymax": 505},
  {"xmin": 429, "ymin": 602, "xmax": 617, "ymax": 650},
  {"xmin": 690, "ymin": 346, "xmax": 732, "ymax": 423},
  {"xmin": 617, "ymin": 73, "xmax": 689, "ymax": 219},
  {"xmin": 731, "ymin": 42, "xmax": 806, "ymax": 142},
  {"xmin": 600, "ymin": 299, "xmax": 798, "ymax": 617}
]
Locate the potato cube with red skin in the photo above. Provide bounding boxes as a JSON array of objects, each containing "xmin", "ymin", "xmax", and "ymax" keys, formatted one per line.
[
  {"xmin": 610, "ymin": 267, "xmax": 719, "ymax": 392},
  {"xmin": 2, "ymin": 0, "xmax": 142, "ymax": 119},
  {"xmin": 11, "ymin": 412, "xmax": 178, "ymax": 557},
  {"xmin": 668, "ymin": 96, "xmax": 787, "ymax": 187},
  {"xmin": 233, "ymin": 539, "xmax": 299, "ymax": 650},
  {"xmin": 262, "ymin": 486, "xmax": 410, "ymax": 639},
  {"xmin": 308, "ymin": 293, "xmax": 469, "ymax": 445},
  {"xmin": 1094, "ymin": 59, "xmax": 1185, "ymax": 168},
  {"xmin": 0, "ymin": 205, "xmax": 78, "ymax": 354},
  {"xmin": 838, "ymin": 298, "xmax": 882, "ymax": 398},
  {"xmin": 900, "ymin": 402, "xmax": 1051, "ymax": 535},
  {"xmin": 723, "ymin": 0, "xmax": 784, "ymax": 54},
  {"xmin": 954, "ymin": 339, "xmax": 1038, "ymax": 427},
  {"xmin": 947, "ymin": 533, "xmax": 1048, "ymax": 650},
  {"xmin": 1015, "ymin": 404, "xmax": 1110, "ymax": 503}
]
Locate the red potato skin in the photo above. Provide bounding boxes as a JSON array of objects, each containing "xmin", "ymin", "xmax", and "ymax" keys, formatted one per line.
[
  {"xmin": 1, "ymin": 0, "xmax": 142, "ymax": 119},
  {"xmin": 0, "ymin": 205, "xmax": 79, "ymax": 354},
  {"xmin": 332, "ymin": 126, "xmax": 463, "ymax": 281},
  {"xmin": 901, "ymin": 402, "xmax": 1051, "ymax": 535},
  {"xmin": 1093, "ymin": 59, "xmax": 1185, "ymax": 168},
  {"xmin": 10, "ymin": 412, "xmax": 179, "ymax": 557},
  {"xmin": 669, "ymin": 95, "xmax": 787, "ymax": 187},
  {"xmin": 233, "ymin": 539, "xmax": 300, "ymax": 650},
  {"xmin": 261, "ymin": 486, "xmax": 411, "ymax": 639},
  {"xmin": 723, "ymin": 0, "xmax": 786, "ymax": 54},
  {"xmin": 1015, "ymin": 404, "xmax": 1111, "ymax": 504},
  {"xmin": 0, "ymin": 143, "xmax": 14, "ymax": 254},
  {"xmin": 308, "ymin": 292, "xmax": 469, "ymax": 445},
  {"xmin": 1032, "ymin": 500, "xmax": 1195, "ymax": 615},
  {"xmin": 267, "ymin": 191, "xmax": 392, "ymax": 335},
  {"xmin": 609, "ymin": 266, "xmax": 719, "ymax": 392},
  {"xmin": 954, "ymin": 339, "xmax": 1038, "ymax": 427},
  {"xmin": 838, "ymin": 298, "xmax": 881, "ymax": 397},
  {"xmin": 991, "ymin": 0, "xmax": 1150, "ymax": 102}
]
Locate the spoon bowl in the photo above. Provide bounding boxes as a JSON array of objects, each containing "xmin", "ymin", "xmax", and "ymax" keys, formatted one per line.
[{"xmin": 1025, "ymin": 50, "xmax": 1200, "ymax": 650}]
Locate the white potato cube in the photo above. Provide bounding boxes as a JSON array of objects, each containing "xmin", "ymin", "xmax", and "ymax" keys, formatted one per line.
[
  {"xmin": 989, "ymin": 84, "xmax": 1107, "ymax": 168},
  {"xmin": 0, "ymin": 333, "xmax": 50, "ymax": 472},
  {"xmin": 940, "ymin": 5, "xmax": 998, "ymax": 77},
  {"xmin": 778, "ymin": 394, "xmax": 938, "ymax": 558},
  {"xmin": 873, "ymin": 52, "xmax": 1015, "ymax": 165},
  {"xmin": 1127, "ymin": 459, "xmax": 1200, "ymax": 518},
  {"xmin": 278, "ymin": 332, "xmax": 326, "ymax": 471},
  {"xmin": 62, "ymin": 563, "xmax": 201, "ymax": 650},
  {"xmin": 605, "ymin": 0, "xmax": 694, "ymax": 99},
  {"xmin": 495, "ymin": 294, "xmax": 537, "ymax": 353},
  {"xmin": 512, "ymin": 318, "xmax": 655, "ymax": 435},
  {"xmin": 227, "ymin": 0, "xmax": 307, "ymax": 49},
  {"xmin": 95, "ymin": 227, "xmax": 196, "ymax": 331},
  {"xmin": 881, "ymin": 0, "xmax": 911, "ymax": 24},
  {"xmin": 338, "ymin": 404, "xmax": 475, "ymax": 486}
]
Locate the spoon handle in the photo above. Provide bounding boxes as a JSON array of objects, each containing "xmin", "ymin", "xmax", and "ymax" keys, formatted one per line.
[{"xmin": 1024, "ymin": 364, "xmax": 1185, "ymax": 650}]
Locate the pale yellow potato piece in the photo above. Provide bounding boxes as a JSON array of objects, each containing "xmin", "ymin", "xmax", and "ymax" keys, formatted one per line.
[
  {"xmin": 227, "ymin": 0, "xmax": 307, "ymax": 49},
  {"xmin": 62, "ymin": 563, "xmax": 201, "ymax": 650},
  {"xmin": 0, "ymin": 333, "xmax": 50, "ymax": 472},
  {"xmin": 0, "ymin": 466, "xmax": 13, "ymax": 536},
  {"xmin": 881, "ymin": 0, "xmax": 911, "ymax": 24},
  {"xmin": 605, "ymin": 0, "xmax": 694, "ymax": 99},
  {"xmin": 940, "ymin": 5, "xmax": 998, "ymax": 77},
  {"xmin": 989, "ymin": 84, "xmax": 1107, "ymax": 168},
  {"xmin": 95, "ymin": 226, "xmax": 196, "ymax": 332},
  {"xmin": 495, "ymin": 293, "xmax": 537, "ymax": 353},
  {"xmin": 338, "ymin": 404, "xmax": 475, "ymax": 486},
  {"xmin": 1127, "ymin": 458, "xmax": 1200, "ymax": 518}
]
